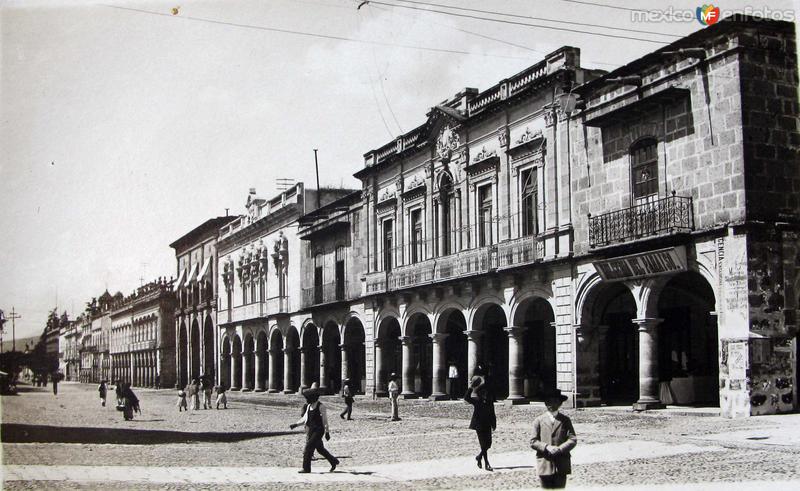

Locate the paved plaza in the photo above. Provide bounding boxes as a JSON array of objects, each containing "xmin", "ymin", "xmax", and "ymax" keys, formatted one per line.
[{"xmin": 2, "ymin": 383, "xmax": 800, "ymax": 489}]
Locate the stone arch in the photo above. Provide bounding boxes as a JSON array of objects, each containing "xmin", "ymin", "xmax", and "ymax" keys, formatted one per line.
[
  {"xmin": 284, "ymin": 326, "xmax": 301, "ymax": 393},
  {"xmin": 509, "ymin": 289, "xmax": 556, "ymax": 328},
  {"xmin": 203, "ymin": 315, "xmax": 214, "ymax": 379},
  {"xmin": 405, "ymin": 312, "xmax": 433, "ymax": 398},
  {"xmin": 256, "ymin": 329, "xmax": 268, "ymax": 391},
  {"xmin": 376, "ymin": 316, "xmax": 402, "ymax": 394},
  {"xmin": 190, "ymin": 318, "xmax": 201, "ymax": 381},
  {"xmin": 472, "ymin": 300, "xmax": 509, "ymax": 399},
  {"xmin": 231, "ymin": 334, "xmax": 243, "ymax": 391},
  {"xmin": 268, "ymin": 327, "xmax": 284, "ymax": 392},
  {"xmin": 434, "ymin": 307, "xmax": 468, "ymax": 399},
  {"xmin": 301, "ymin": 321, "xmax": 320, "ymax": 390},
  {"xmin": 401, "ymin": 305, "xmax": 433, "ymax": 337},
  {"xmin": 432, "ymin": 300, "xmax": 467, "ymax": 333},
  {"xmin": 513, "ymin": 296, "xmax": 557, "ymax": 400},
  {"xmin": 575, "ymin": 271, "xmax": 604, "ymax": 327},
  {"xmin": 178, "ymin": 321, "xmax": 188, "ymax": 388},
  {"xmin": 321, "ymin": 320, "xmax": 342, "ymax": 394},
  {"xmin": 343, "ymin": 317, "xmax": 367, "ymax": 394},
  {"xmin": 374, "ymin": 307, "xmax": 401, "ymax": 338},
  {"xmin": 468, "ymin": 295, "xmax": 508, "ymax": 332},
  {"xmin": 243, "ymin": 333, "xmax": 255, "ymax": 391},
  {"xmin": 220, "ymin": 335, "xmax": 231, "ymax": 390},
  {"xmin": 590, "ymin": 282, "xmax": 638, "ymax": 404}
]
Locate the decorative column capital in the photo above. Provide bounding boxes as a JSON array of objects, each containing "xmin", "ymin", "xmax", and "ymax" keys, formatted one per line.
[
  {"xmin": 464, "ymin": 329, "xmax": 483, "ymax": 340},
  {"xmin": 504, "ymin": 326, "xmax": 528, "ymax": 337},
  {"xmin": 429, "ymin": 332, "xmax": 449, "ymax": 343},
  {"xmin": 399, "ymin": 335, "xmax": 413, "ymax": 346},
  {"xmin": 633, "ymin": 318, "xmax": 663, "ymax": 332},
  {"xmin": 574, "ymin": 324, "xmax": 590, "ymax": 346}
]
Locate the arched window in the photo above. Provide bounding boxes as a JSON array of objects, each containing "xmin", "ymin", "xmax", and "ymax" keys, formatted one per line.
[{"xmin": 630, "ymin": 138, "xmax": 658, "ymax": 201}]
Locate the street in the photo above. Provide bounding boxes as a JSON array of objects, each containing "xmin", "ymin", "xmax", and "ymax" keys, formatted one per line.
[{"xmin": 2, "ymin": 383, "xmax": 800, "ymax": 489}]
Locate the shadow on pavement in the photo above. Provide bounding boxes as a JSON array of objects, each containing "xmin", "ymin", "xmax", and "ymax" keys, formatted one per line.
[{"xmin": 1, "ymin": 423, "xmax": 295, "ymax": 445}]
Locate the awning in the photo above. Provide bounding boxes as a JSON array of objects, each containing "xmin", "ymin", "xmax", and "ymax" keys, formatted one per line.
[
  {"xmin": 197, "ymin": 257, "xmax": 212, "ymax": 282},
  {"xmin": 174, "ymin": 268, "xmax": 186, "ymax": 289},
  {"xmin": 186, "ymin": 262, "xmax": 198, "ymax": 284}
]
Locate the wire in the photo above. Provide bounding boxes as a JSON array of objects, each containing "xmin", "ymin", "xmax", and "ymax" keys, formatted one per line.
[
  {"xmin": 559, "ymin": 0, "xmax": 650, "ymax": 13},
  {"xmin": 387, "ymin": 0, "xmax": 679, "ymax": 38},
  {"xmin": 365, "ymin": 7, "xmax": 404, "ymax": 134},
  {"xmin": 367, "ymin": 1, "xmax": 673, "ymax": 44},
  {"xmin": 100, "ymin": 4, "xmax": 536, "ymax": 61}
]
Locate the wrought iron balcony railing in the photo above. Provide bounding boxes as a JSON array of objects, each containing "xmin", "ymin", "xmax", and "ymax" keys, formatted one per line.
[
  {"xmin": 362, "ymin": 235, "xmax": 541, "ymax": 294},
  {"xmin": 302, "ymin": 281, "xmax": 349, "ymax": 308},
  {"xmin": 588, "ymin": 193, "xmax": 693, "ymax": 248}
]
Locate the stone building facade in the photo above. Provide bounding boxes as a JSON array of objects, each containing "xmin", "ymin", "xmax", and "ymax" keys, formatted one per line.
[
  {"xmin": 215, "ymin": 184, "xmax": 355, "ymax": 392},
  {"xmin": 212, "ymin": 16, "xmax": 797, "ymax": 418},
  {"xmin": 170, "ymin": 216, "xmax": 237, "ymax": 388},
  {"xmin": 109, "ymin": 279, "xmax": 176, "ymax": 388}
]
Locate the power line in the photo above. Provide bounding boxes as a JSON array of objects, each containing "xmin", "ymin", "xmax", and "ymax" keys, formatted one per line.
[
  {"xmin": 387, "ymin": 0, "xmax": 678, "ymax": 38},
  {"xmin": 101, "ymin": 4, "xmax": 536, "ymax": 61},
  {"xmin": 367, "ymin": 0, "xmax": 672, "ymax": 44},
  {"xmin": 365, "ymin": 7, "xmax": 404, "ymax": 134},
  {"xmin": 559, "ymin": 0, "xmax": 650, "ymax": 13}
]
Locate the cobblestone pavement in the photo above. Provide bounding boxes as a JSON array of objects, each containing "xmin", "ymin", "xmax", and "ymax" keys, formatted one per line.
[{"xmin": 3, "ymin": 382, "xmax": 800, "ymax": 489}]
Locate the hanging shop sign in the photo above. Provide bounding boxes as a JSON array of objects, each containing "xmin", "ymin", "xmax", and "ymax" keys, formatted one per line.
[{"xmin": 592, "ymin": 246, "xmax": 687, "ymax": 281}]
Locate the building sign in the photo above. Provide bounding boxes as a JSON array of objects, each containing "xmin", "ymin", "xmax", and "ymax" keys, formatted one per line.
[{"xmin": 592, "ymin": 246, "xmax": 687, "ymax": 281}]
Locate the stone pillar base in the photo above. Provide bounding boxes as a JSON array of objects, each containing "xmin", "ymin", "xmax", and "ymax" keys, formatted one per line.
[
  {"xmin": 230, "ymin": 387, "xmax": 241, "ymax": 391},
  {"xmin": 375, "ymin": 390, "xmax": 388, "ymax": 398},
  {"xmin": 429, "ymin": 393, "xmax": 449, "ymax": 401},
  {"xmin": 402, "ymin": 393, "xmax": 420, "ymax": 399},
  {"xmin": 254, "ymin": 388, "xmax": 266, "ymax": 393},
  {"xmin": 267, "ymin": 389, "xmax": 280, "ymax": 393},
  {"xmin": 633, "ymin": 400, "xmax": 665, "ymax": 411},
  {"xmin": 505, "ymin": 397, "xmax": 530, "ymax": 406},
  {"xmin": 241, "ymin": 388, "xmax": 253, "ymax": 392},
  {"xmin": 283, "ymin": 389, "xmax": 296, "ymax": 394}
]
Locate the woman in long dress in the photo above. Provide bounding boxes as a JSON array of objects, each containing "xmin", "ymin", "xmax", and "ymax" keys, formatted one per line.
[{"xmin": 122, "ymin": 383, "xmax": 140, "ymax": 421}]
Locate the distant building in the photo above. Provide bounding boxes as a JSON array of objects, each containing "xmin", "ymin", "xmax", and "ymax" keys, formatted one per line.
[{"xmin": 169, "ymin": 215, "xmax": 237, "ymax": 388}]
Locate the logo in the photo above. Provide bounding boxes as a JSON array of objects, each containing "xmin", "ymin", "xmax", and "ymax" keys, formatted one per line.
[{"xmin": 696, "ymin": 4, "xmax": 720, "ymax": 25}]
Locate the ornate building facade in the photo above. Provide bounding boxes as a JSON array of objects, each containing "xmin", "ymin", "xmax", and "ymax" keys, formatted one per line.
[
  {"xmin": 170, "ymin": 216, "xmax": 237, "ymax": 388},
  {"xmin": 109, "ymin": 279, "xmax": 176, "ymax": 388}
]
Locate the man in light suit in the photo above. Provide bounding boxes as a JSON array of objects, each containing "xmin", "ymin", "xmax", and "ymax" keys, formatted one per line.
[{"xmin": 530, "ymin": 389, "xmax": 577, "ymax": 489}]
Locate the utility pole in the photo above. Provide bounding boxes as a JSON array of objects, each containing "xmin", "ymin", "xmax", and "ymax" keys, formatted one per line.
[
  {"xmin": 8, "ymin": 307, "xmax": 21, "ymax": 352},
  {"xmin": 313, "ymin": 148, "xmax": 321, "ymax": 209},
  {"xmin": 0, "ymin": 309, "xmax": 6, "ymax": 354}
]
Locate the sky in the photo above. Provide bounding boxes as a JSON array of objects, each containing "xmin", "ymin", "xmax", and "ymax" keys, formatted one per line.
[{"xmin": 1, "ymin": 0, "xmax": 797, "ymax": 339}]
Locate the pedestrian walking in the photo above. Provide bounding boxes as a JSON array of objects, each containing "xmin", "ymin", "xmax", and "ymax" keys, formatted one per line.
[
  {"xmin": 388, "ymin": 373, "xmax": 401, "ymax": 421},
  {"xmin": 215, "ymin": 386, "xmax": 227, "ymax": 409},
  {"xmin": 530, "ymin": 389, "xmax": 577, "ymax": 489},
  {"xmin": 448, "ymin": 362, "xmax": 459, "ymax": 400},
  {"xmin": 115, "ymin": 380, "xmax": 124, "ymax": 407},
  {"xmin": 339, "ymin": 379, "xmax": 353, "ymax": 420},
  {"xmin": 98, "ymin": 380, "xmax": 108, "ymax": 407},
  {"xmin": 177, "ymin": 389, "xmax": 188, "ymax": 411},
  {"xmin": 464, "ymin": 375, "xmax": 496, "ymax": 471},
  {"xmin": 201, "ymin": 375, "xmax": 213, "ymax": 409},
  {"xmin": 190, "ymin": 378, "xmax": 201, "ymax": 410},
  {"xmin": 154, "ymin": 373, "xmax": 160, "ymax": 390},
  {"xmin": 289, "ymin": 382, "xmax": 339, "ymax": 474},
  {"xmin": 51, "ymin": 372, "xmax": 59, "ymax": 395},
  {"xmin": 122, "ymin": 383, "xmax": 141, "ymax": 421}
]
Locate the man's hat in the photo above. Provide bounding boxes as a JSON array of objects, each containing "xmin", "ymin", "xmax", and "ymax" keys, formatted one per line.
[
  {"xmin": 470, "ymin": 375, "xmax": 486, "ymax": 391},
  {"xmin": 303, "ymin": 382, "xmax": 322, "ymax": 401},
  {"xmin": 389, "ymin": 373, "xmax": 398, "ymax": 379},
  {"xmin": 542, "ymin": 388, "xmax": 569, "ymax": 403}
]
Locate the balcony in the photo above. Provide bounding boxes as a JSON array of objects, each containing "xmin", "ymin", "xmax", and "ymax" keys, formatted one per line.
[
  {"xmin": 230, "ymin": 302, "xmax": 267, "ymax": 323},
  {"xmin": 588, "ymin": 194, "xmax": 693, "ymax": 249},
  {"xmin": 266, "ymin": 296, "xmax": 289, "ymax": 315},
  {"xmin": 129, "ymin": 340, "xmax": 157, "ymax": 352},
  {"xmin": 362, "ymin": 236, "xmax": 541, "ymax": 295},
  {"xmin": 302, "ymin": 281, "xmax": 349, "ymax": 308}
]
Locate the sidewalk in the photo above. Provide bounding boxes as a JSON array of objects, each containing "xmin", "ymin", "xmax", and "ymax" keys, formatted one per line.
[{"xmin": 3, "ymin": 440, "xmax": 724, "ymax": 484}]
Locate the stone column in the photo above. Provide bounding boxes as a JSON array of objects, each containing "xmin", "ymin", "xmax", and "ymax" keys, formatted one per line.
[
  {"xmin": 633, "ymin": 318, "xmax": 665, "ymax": 411},
  {"xmin": 465, "ymin": 330, "xmax": 483, "ymax": 381},
  {"xmin": 505, "ymin": 326, "xmax": 528, "ymax": 402},
  {"xmin": 375, "ymin": 339, "xmax": 386, "ymax": 395},
  {"xmin": 268, "ymin": 349, "xmax": 280, "ymax": 393},
  {"xmin": 230, "ymin": 353, "xmax": 241, "ymax": 391},
  {"xmin": 254, "ymin": 350, "xmax": 265, "ymax": 392},
  {"xmin": 283, "ymin": 348, "xmax": 295, "ymax": 394},
  {"xmin": 574, "ymin": 323, "xmax": 600, "ymax": 407},
  {"xmin": 340, "ymin": 344, "xmax": 350, "ymax": 384},
  {"xmin": 400, "ymin": 336, "xmax": 415, "ymax": 398},
  {"xmin": 430, "ymin": 333, "xmax": 449, "ymax": 400},
  {"xmin": 318, "ymin": 344, "xmax": 328, "ymax": 393},
  {"xmin": 300, "ymin": 348, "xmax": 309, "ymax": 390},
  {"xmin": 242, "ymin": 350, "xmax": 252, "ymax": 391}
]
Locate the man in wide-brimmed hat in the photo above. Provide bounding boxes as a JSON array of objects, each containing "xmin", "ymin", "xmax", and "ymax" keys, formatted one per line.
[
  {"xmin": 290, "ymin": 382, "xmax": 340, "ymax": 473},
  {"xmin": 530, "ymin": 388, "xmax": 577, "ymax": 489},
  {"xmin": 387, "ymin": 373, "xmax": 401, "ymax": 421},
  {"xmin": 464, "ymin": 373, "xmax": 496, "ymax": 471}
]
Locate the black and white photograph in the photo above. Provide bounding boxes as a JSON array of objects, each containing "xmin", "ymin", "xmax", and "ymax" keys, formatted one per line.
[{"xmin": 1, "ymin": 0, "xmax": 799, "ymax": 489}]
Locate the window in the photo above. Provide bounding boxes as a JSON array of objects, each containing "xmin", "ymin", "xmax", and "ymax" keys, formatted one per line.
[
  {"xmin": 383, "ymin": 219, "xmax": 394, "ymax": 272},
  {"xmin": 631, "ymin": 139, "xmax": 658, "ymax": 200},
  {"xmin": 520, "ymin": 168, "xmax": 537, "ymax": 237},
  {"xmin": 478, "ymin": 185, "xmax": 493, "ymax": 246},
  {"xmin": 410, "ymin": 209, "xmax": 423, "ymax": 264},
  {"xmin": 335, "ymin": 246, "xmax": 346, "ymax": 301},
  {"xmin": 439, "ymin": 174, "xmax": 453, "ymax": 256},
  {"xmin": 314, "ymin": 253, "xmax": 323, "ymax": 304}
]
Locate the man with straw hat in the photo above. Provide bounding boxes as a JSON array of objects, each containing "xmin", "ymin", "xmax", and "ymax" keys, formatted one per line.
[
  {"xmin": 387, "ymin": 373, "xmax": 401, "ymax": 421},
  {"xmin": 290, "ymin": 382, "xmax": 340, "ymax": 473},
  {"xmin": 530, "ymin": 388, "xmax": 577, "ymax": 489}
]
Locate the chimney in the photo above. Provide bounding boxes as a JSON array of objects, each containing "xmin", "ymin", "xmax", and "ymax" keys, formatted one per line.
[{"xmin": 249, "ymin": 188, "xmax": 256, "ymax": 195}]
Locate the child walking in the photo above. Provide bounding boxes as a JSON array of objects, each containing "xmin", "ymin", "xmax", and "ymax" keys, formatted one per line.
[
  {"xmin": 98, "ymin": 380, "xmax": 108, "ymax": 407},
  {"xmin": 215, "ymin": 386, "xmax": 227, "ymax": 409},
  {"xmin": 289, "ymin": 383, "xmax": 339, "ymax": 473},
  {"xmin": 177, "ymin": 389, "xmax": 188, "ymax": 411}
]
